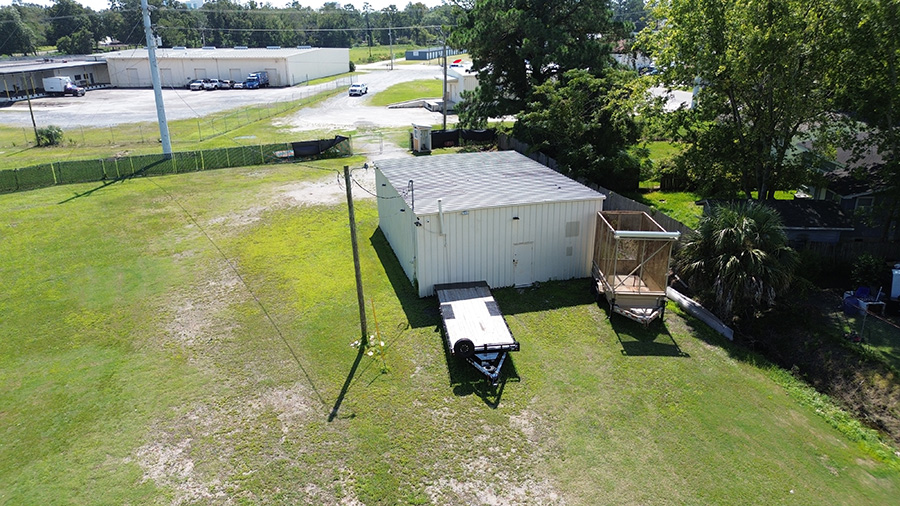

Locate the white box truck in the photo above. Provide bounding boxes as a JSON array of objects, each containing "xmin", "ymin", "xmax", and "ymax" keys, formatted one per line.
[{"xmin": 42, "ymin": 76, "xmax": 85, "ymax": 97}]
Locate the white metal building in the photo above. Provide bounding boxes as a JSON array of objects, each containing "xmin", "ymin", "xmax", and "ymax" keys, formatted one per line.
[
  {"xmin": 103, "ymin": 46, "xmax": 349, "ymax": 88},
  {"xmin": 446, "ymin": 66, "xmax": 478, "ymax": 105},
  {"xmin": 375, "ymin": 151, "xmax": 607, "ymax": 297}
]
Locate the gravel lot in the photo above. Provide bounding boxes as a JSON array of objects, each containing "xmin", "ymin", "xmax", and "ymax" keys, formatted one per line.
[{"xmin": 0, "ymin": 61, "xmax": 458, "ymax": 131}]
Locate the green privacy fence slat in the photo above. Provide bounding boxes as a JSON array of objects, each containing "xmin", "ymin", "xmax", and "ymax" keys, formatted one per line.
[
  {"xmin": 0, "ymin": 169, "xmax": 17, "ymax": 192},
  {"xmin": 1, "ymin": 139, "xmax": 353, "ymax": 194},
  {"xmin": 56, "ymin": 159, "xmax": 106, "ymax": 185},
  {"xmin": 134, "ymin": 154, "xmax": 176, "ymax": 176},
  {"xmin": 202, "ymin": 148, "xmax": 231, "ymax": 171},
  {"xmin": 173, "ymin": 151, "xmax": 203, "ymax": 173},
  {"xmin": 16, "ymin": 164, "xmax": 56, "ymax": 190}
]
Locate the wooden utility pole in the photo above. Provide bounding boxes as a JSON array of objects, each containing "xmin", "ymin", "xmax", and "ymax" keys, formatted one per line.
[
  {"xmin": 23, "ymin": 73, "xmax": 38, "ymax": 144},
  {"xmin": 345, "ymin": 166, "xmax": 368, "ymax": 346}
]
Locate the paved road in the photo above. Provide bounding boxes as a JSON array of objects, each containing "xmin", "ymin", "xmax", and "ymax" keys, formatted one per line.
[
  {"xmin": 0, "ymin": 61, "xmax": 458, "ymax": 131},
  {"xmin": 277, "ymin": 62, "xmax": 458, "ymax": 132}
]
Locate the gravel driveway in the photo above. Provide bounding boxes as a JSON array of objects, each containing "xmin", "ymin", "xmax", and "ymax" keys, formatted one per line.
[{"xmin": 0, "ymin": 60, "xmax": 458, "ymax": 132}]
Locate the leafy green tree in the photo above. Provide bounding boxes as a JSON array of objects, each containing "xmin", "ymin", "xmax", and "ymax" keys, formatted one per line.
[
  {"xmin": 641, "ymin": 0, "xmax": 842, "ymax": 199},
  {"xmin": 47, "ymin": 0, "xmax": 92, "ymax": 46},
  {"xmin": 56, "ymin": 27, "xmax": 95, "ymax": 55},
  {"xmin": 450, "ymin": 0, "xmax": 620, "ymax": 124},
  {"xmin": 676, "ymin": 201, "xmax": 799, "ymax": 321},
  {"xmin": 516, "ymin": 69, "xmax": 643, "ymax": 190},
  {"xmin": 0, "ymin": 6, "xmax": 37, "ymax": 56},
  {"xmin": 832, "ymin": 0, "xmax": 900, "ymax": 241}
]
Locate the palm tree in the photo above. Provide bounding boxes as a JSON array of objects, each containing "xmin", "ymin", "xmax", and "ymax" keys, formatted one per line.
[{"xmin": 677, "ymin": 201, "xmax": 799, "ymax": 321}]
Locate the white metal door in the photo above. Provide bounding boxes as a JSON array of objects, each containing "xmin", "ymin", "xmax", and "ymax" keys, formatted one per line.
[
  {"xmin": 513, "ymin": 242, "xmax": 534, "ymax": 287},
  {"xmin": 126, "ymin": 68, "xmax": 139, "ymax": 86}
]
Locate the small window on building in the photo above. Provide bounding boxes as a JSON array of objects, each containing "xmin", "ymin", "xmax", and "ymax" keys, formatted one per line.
[
  {"xmin": 565, "ymin": 221, "xmax": 580, "ymax": 238},
  {"xmin": 856, "ymin": 196, "xmax": 875, "ymax": 210}
]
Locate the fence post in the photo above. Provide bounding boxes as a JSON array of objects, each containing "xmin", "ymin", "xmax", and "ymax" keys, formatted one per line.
[
  {"xmin": 101, "ymin": 159, "xmax": 107, "ymax": 179},
  {"xmin": 14, "ymin": 168, "xmax": 19, "ymax": 191},
  {"xmin": 51, "ymin": 162, "xmax": 58, "ymax": 185},
  {"xmin": 200, "ymin": 149, "xmax": 205, "ymax": 171},
  {"xmin": 259, "ymin": 145, "xmax": 265, "ymax": 165}
]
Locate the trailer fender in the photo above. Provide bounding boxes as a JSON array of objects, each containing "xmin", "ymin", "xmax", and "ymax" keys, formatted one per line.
[{"xmin": 454, "ymin": 338, "xmax": 475, "ymax": 359}]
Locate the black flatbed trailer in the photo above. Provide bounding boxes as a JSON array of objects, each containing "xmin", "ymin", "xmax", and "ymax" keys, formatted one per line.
[{"xmin": 435, "ymin": 281, "xmax": 519, "ymax": 385}]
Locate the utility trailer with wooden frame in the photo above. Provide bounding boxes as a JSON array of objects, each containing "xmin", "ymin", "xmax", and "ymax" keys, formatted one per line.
[
  {"xmin": 436, "ymin": 282, "xmax": 519, "ymax": 385},
  {"xmin": 592, "ymin": 211, "xmax": 680, "ymax": 326}
]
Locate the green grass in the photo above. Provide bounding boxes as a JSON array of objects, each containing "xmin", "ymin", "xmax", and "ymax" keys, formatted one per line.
[
  {"xmin": 628, "ymin": 190, "xmax": 705, "ymax": 229},
  {"xmin": 644, "ymin": 140, "xmax": 684, "ymax": 162},
  {"xmin": 350, "ymin": 44, "xmax": 420, "ymax": 64},
  {"xmin": 368, "ymin": 79, "xmax": 443, "ymax": 107},
  {"xmin": 0, "ymin": 87, "xmax": 348, "ymax": 169},
  {"xmin": 2, "ymin": 161, "xmax": 899, "ymax": 503}
]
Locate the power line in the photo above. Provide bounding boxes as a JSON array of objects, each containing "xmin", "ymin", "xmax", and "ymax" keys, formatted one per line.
[{"xmin": 157, "ymin": 24, "xmax": 449, "ymax": 34}]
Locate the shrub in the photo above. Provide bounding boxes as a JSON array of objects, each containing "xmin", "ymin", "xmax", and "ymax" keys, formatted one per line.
[
  {"xmin": 851, "ymin": 253, "xmax": 884, "ymax": 289},
  {"xmin": 349, "ymin": 61, "xmax": 356, "ymax": 72},
  {"xmin": 36, "ymin": 125, "xmax": 63, "ymax": 146}
]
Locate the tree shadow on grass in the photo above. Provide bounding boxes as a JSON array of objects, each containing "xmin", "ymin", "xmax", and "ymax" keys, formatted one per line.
[
  {"xmin": 602, "ymin": 304, "xmax": 690, "ymax": 357},
  {"xmin": 57, "ymin": 159, "xmax": 169, "ymax": 204}
]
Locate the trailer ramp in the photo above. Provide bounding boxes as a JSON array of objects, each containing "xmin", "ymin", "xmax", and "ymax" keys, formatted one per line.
[{"xmin": 435, "ymin": 282, "xmax": 519, "ymax": 385}]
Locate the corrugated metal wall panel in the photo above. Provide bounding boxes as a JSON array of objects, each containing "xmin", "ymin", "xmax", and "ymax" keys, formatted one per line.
[
  {"xmin": 376, "ymin": 169, "xmax": 417, "ymax": 285},
  {"xmin": 414, "ymin": 199, "xmax": 603, "ymax": 296}
]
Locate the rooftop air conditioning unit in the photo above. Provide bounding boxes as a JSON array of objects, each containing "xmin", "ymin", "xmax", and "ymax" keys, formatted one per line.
[
  {"xmin": 234, "ymin": 46, "xmax": 248, "ymax": 50},
  {"xmin": 201, "ymin": 46, "xmax": 216, "ymax": 50},
  {"xmin": 266, "ymin": 46, "xmax": 281, "ymax": 49}
]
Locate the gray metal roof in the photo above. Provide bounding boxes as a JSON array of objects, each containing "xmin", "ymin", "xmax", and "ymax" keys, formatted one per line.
[
  {"xmin": 103, "ymin": 47, "xmax": 324, "ymax": 60},
  {"xmin": 0, "ymin": 58, "xmax": 106, "ymax": 76},
  {"xmin": 375, "ymin": 151, "xmax": 605, "ymax": 215}
]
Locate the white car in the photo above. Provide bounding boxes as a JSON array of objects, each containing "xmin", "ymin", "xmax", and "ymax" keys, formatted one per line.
[
  {"xmin": 189, "ymin": 80, "xmax": 204, "ymax": 91},
  {"xmin": 203, "ymin": 79, "xmax": 222, "ymax": 90},
  {"xmin": 348, "ymin": 83, "xmax": 368, "ymax": 96}
]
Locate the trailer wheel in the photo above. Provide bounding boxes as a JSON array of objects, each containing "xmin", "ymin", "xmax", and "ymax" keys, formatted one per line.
[{"xmin": 454, "ymin": 339, "xmax": 475, "ymax": 359}]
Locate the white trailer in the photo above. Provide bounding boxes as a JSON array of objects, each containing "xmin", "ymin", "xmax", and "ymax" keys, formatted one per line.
[{"xmin": 42, "ymin": 76, "xmax": 85, "ymax": 97}]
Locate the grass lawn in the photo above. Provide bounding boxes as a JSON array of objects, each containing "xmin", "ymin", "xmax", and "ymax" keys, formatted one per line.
[
  {"xmin": 644, "ymin": 140, "xmax": 684, "ymax": 162},
  {"xmin": 368, "ymin": 79, "xmax": 444, "ymax": 107},
  {"xmin": 0, "ymin": 87, "xmax": 348, "ymax": 169},
  {"xmin": 628, "ymin": 190, "xmax": 705, "ymax": 229},
  {"xmin": 351, "ymin": 44, "xmax": 420, "ymax": 65},
  {"xmin": 2, "ymin": 161, "xmax": 899, "ymax": 504}
]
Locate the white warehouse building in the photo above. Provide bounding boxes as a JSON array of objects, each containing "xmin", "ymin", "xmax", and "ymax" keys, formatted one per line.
[
  {"xmin": 103, "ymin": 46, "xmax": 349, "ymax": 88},
  {"xmin": 375, "ymin": 151, "xmax": 607, "ymax": 297}
]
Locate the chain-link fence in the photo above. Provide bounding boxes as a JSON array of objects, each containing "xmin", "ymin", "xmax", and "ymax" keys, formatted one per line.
[
  {"xmin": 0, "ymin": 77, "xmax": 356, "ymax": 149},
  {"xmin": 841, "ymin": 299, "xmax": 900, "ymax": 370},
  {"xmin": 0, "ymin": 138, "xmax": 351, "ymax": 194}
]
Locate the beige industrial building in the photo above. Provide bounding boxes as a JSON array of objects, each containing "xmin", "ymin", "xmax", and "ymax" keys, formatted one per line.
[
  {"xmin": 103, "ymin": 46, "xmax": 350, "ymax": 88},
  {"xmin": 0, "ymin": 57, "xmax": 110, "ymax": 99}
]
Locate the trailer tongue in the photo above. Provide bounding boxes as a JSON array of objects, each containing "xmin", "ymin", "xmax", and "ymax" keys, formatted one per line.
[{"xmin": 435, "ymin": 282, "xmax": 519, "ymax": 385}]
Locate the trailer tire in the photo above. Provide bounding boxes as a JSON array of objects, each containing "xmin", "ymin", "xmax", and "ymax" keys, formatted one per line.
[{"xmin": 454, "ymin": 339, "xmax": 475, "ymax": 359}]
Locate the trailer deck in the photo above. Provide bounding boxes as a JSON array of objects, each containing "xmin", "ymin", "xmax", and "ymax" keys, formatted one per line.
[
  {"xmin": 435, "ymin": 281, "xmax": 519, "ymax": 384},
  {"xmin": 592, "ymin": 211, "xmax": 680, "ymax": 326}
]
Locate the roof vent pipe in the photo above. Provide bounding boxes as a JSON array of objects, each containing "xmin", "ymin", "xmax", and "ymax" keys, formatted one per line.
[{"xmin": 438, "ymin": 199, "xmax": 444, "ymax": 235}]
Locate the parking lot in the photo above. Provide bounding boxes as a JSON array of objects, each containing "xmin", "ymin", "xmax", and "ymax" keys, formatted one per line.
[{"xmin": 0, "ymin": 62, "xmax": 458, "ymax": 132}]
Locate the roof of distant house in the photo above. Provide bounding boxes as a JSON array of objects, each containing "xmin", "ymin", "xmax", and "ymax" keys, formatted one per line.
[{"xmin": 700, "ymin": 199, "xmax": 854, "ymax": 231}]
